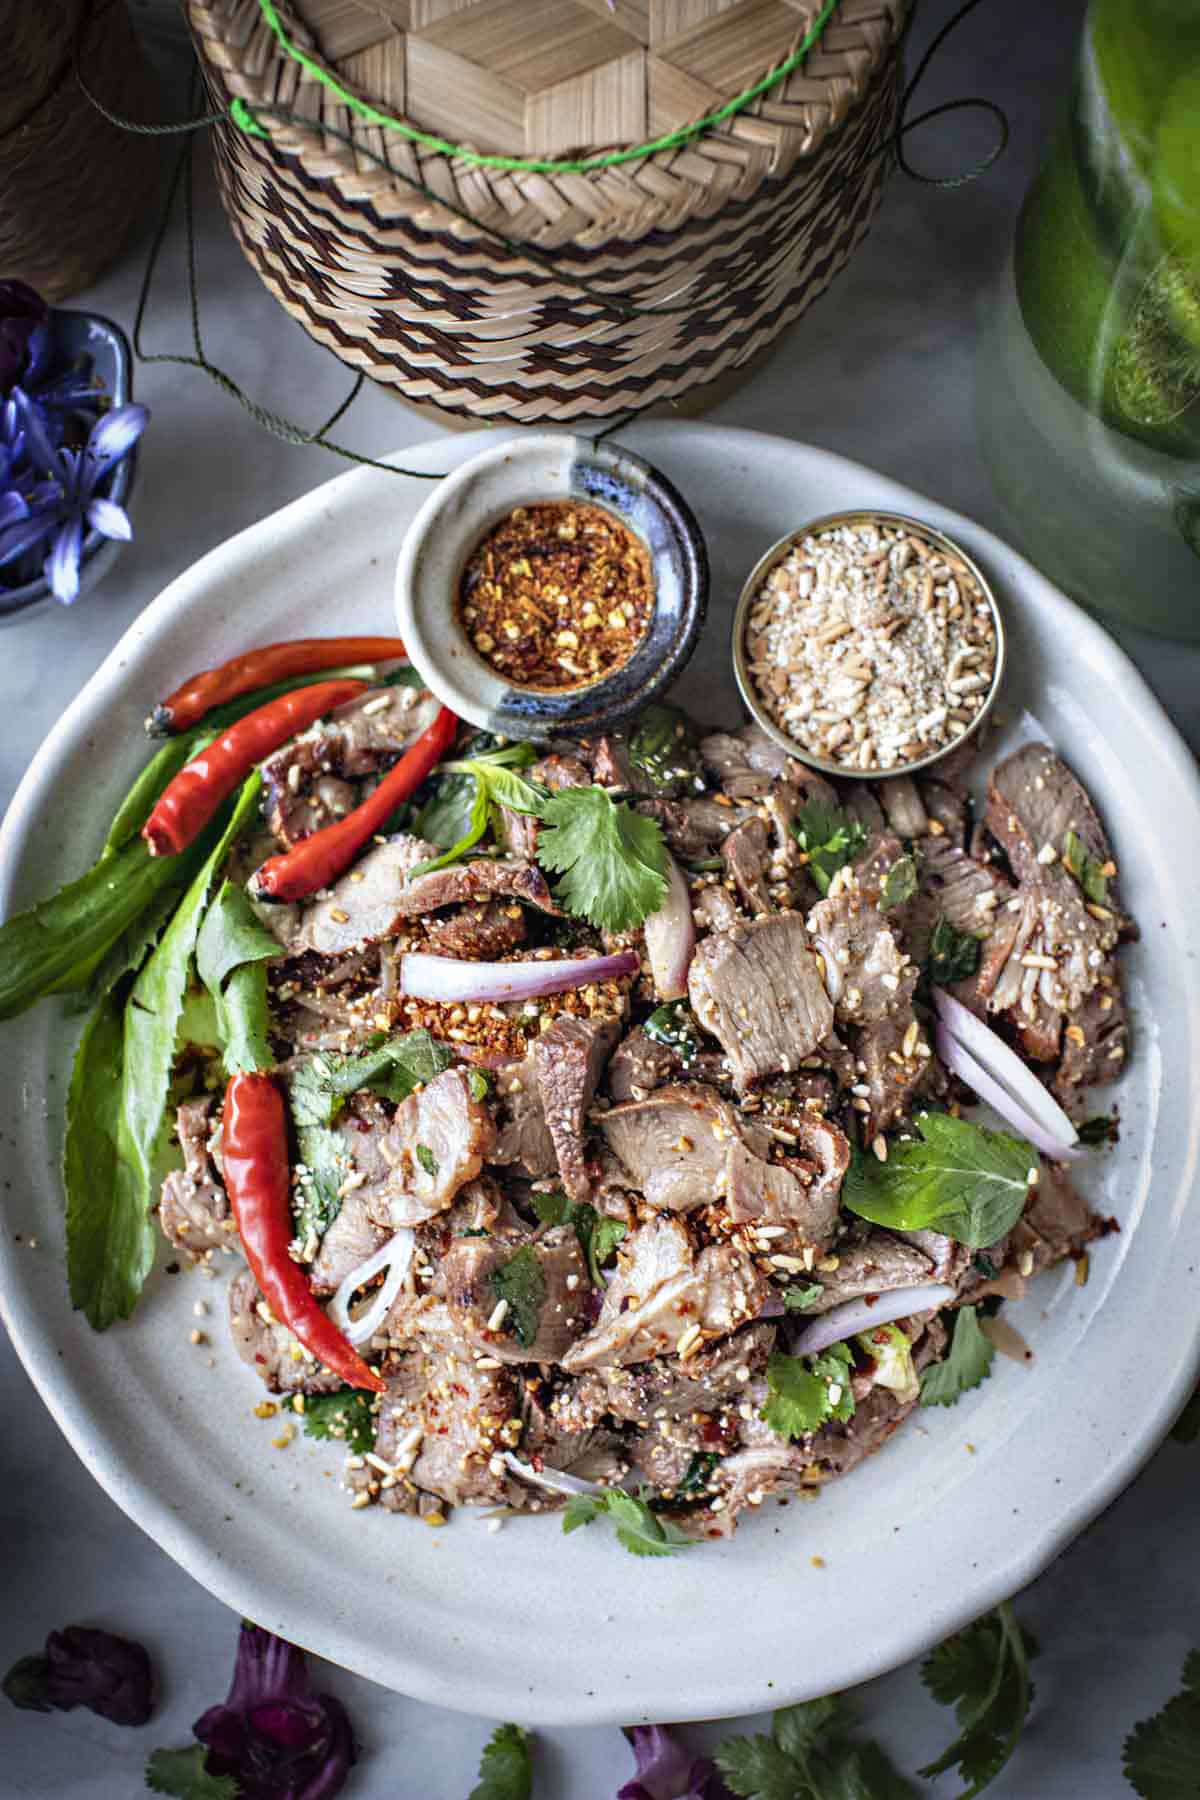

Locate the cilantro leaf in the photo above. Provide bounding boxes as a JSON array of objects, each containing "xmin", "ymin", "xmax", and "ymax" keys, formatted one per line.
[
  {"xmin": 1123, "ymin": 1650, "xmax": 1200, "ymax": 1799},
  {"xmin": 145, "ymin": 1745, "xmax": 238, "ymax": 1799},
  {"xmin": 492, "ymin": 1245, "xmax": 546, "ymax": 1347},
  {"xmin": 536, "ymin": 786, "xmax": 668, "ymax": 932},
  {"xmin": 301, "ymin": 1388, "xmax": 377, "ymax": 1456},
  {"xmin": 761, "ymin": 1343, "xmax": 854, "ymax": 1441},
  {"xmin": 791, "ymin": 800, "xmax": 869, "ymax": 897},
  {"xmin": 715, "ymin": 1697, "xmax": 917, "ymax": 1800},
  {"xmin": 530, "ymin": 1189, "xmax": 627, "ymax": 1286},
  {"xmin": 880, "ymin": 854, "xmax": 917, "ymax": 911},
  {"xmin": 469, "ymin": 1722, "xmax": 533, "ymax": 1800},
  {"xmin": 920, "ymin": 1602, "xmax": 1038, "ymax": 1797},
  {"xmin": 561, "ymin": 1487, "xmax": 694, "ymax": 1557},
  {"xmin": 928, "ymin": 914, "xmax": 982, "ymax": 985},
  {"xmin": 289, "ymin": 1030, "xmax": 453, "ymax": 1127},
  {"xmin": 843, "ymin": 1111, "xmax": 1035, "ymax": 1249},
  {"xmin": 782, "ymin": 1282, "xmax": 824, "ymax": 1311},
  {"xmin": 919, "ymin": 1305, "xmax": 996, "ymax": 1408},
  {"xmin": 1062, "ymin": 829, "xmax": 1110, "ymax": 905}
]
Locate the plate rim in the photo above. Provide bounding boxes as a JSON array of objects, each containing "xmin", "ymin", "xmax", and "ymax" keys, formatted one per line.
[{"xmin": 2, "ymin": 421, "xmax": 1199, "ymax": 1725}]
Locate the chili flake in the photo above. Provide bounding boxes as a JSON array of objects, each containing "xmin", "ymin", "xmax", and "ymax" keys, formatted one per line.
[{"xmin": 458, "ymin": 500, "xmax": 653, "ymax": 691}]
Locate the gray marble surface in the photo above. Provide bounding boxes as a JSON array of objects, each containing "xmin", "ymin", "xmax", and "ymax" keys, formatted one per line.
[{"xmin": 3, "ymin": 3, "xmax": 1199, "ymax": 1795}]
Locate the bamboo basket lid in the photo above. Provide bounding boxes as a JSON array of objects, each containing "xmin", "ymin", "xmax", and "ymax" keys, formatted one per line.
[{"xmin": 191, "ymin": 0, "xmax": 906, "ymax": 247}]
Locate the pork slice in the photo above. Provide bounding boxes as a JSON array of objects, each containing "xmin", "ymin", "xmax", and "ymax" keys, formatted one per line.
[
  {"xmin": 721, "ymin": 816, "xmax": 773, "ymax": 914},
  {"xmin": 807, "ymin": 886, "xmax": 917, "ymax": 1027},
  {"xmin": 158, "ymin": 1098, "xmax": 237, "ymax": 1257},
  {"xmin": 560, "ymin": 1216, "xmax": 768, "ymax": 1371},
  {"xmin": 688, "ymin": 913, "xmax": 835, "ymax": 1092},
  {"xmin": 351, "ymin": 1069, "xmax": 496, "ymax": 1229},
  {"xmin": 598, "ymin": 1082, "xmax": 746, "ymax": 1212},
  {"xmin": 806, "ymin": 1231, "xmax": 937, "ymax": 1313},
  {"xmin": 699, "ymin": 723, "xmax": 792, "ymax": 799},
  {"xmin": 307, "ymin": 1189, "xmax": 388, "ymax": 1296},
  {"xmin": 635, "ymin": 794, "xmax": 751, "ymax": 860},
  {"xmin": 908, "ymin": 832, "xmax": 1013, "ymax": 973},
  {"xmin": 984, "ymin": 878, "xmax": 1119, "ymax": 1034},
  {"xmin": 857, "ymin": 1012, "xmax": 929, "ymax": 1139},
  {"xmin": 587, "ymin": 1323, "xmax": 776, "ymax": 1427},
  {"xmin": 227, "ymin": 1268, "xmax": 341, "ymax": 1395},
  {"xmin": 1019, "ymin": 1159, "xmax": 1107, "ymax": 1269},
  {"xmin": 436, "ymin": 1225, "xmax": 589, "ymax": 1365},
  {"xmin": 374, "ymin": 1341, "xmax": 521, "ymax": 1512},
  {"xmin": 692, "ymin": 883, "xmax": 741, "ymax": 936},
  {"xmin": 1053, "ymin": 958, "xmax": 1129, "ymax": 1092},
  {"xmin": 290, "ymin": 834, "xmax": 556, "ymax": 957},
  {"xmin": 723, "ymin": 1133, "xmax": 842, "ymax": 1253},
  {"xmin": 606, "ymin": 1025, "xmax": 680, "ymax": 1102},
  {"xmin": 987, "ymin": 743, "xmax": 1124, "ymax": 911},
  {"xmin": 425, "ymin": 900, "xmax": 528, "ymax": 960},
  {"xmin": 633, "ymin": 1413, "xmax": 739, "ymax": 1492},
  {"xmin": 261, "ymin": 685, "xmax": 441, "ymax": 847},
  {"xmin": 489, "ymin": 1053, "xmax": 557, "ymax": 1178},
  {"xmin": 532, "ymin": 1013, "xmax": 620, "ymax": 1204},
  {"xmin": 917, "ymin": 774, "xmax": 969, "ymax": 843},
  {"xmin": 877, "ymin": 776, "xmax": 929, "ymax": 839},
  {"xmin": 759, "ymin": 766, "xmax": 835, "ymax": 909}
]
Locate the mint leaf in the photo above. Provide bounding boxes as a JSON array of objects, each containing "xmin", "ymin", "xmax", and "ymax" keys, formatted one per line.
[
  {"xmin": 928, "ymin": 914, "xmax": 982, "ymax": 985},
  {"xmin": 782, "ymin": 1282, "xmax": 824, "ymax": 1311},
  {"xmin": 469, "ymin": 1722, "xmax": 533, "ymax": 1800},
  {"xmin": 537, "ymin": 786, "xmax": 668, "ymax": 932},
  {"xmin": 790, "ymin": 800, "xmax": 869, "ymax": 897},
  {"xmin": 411, "ymin": 744, "xmax": 541, "ymax": 875},
  {"xmin": 1062, "ymin": 829, "xmax": 1110, "ymax": 905},
  {"xmin": 492, "ymin": 1245, "xmax": 546, "ymax": 1348},
  {"xmin": 880, "ymin": 854, "xmax": 917, "ymax": 911},
  {"xmin": 1123, "ymin": 1650, "xmax": 1200, "ymax": 1799},
  {"xmin": 561, "ymin": 1487, "xmax": 694, "ymax": 1557},
  {"xmin": 289, "ymin": 1030, "xmax": 453, "ymax": 1127},
  {"xmin": 145, "ymin": 1745, "xmax": 238, "ymax": 1799},
  {"xmin": 842, "ymin": 1111, "xmax": 1035, "ymax": 1249},
  {"xmin": 761, "ymin": 1343, "xmax": 854, "ymax": 1441},
  {"xmin": 301, "ymin": 1388, "xmax": 377, "ymax": 1456},
  {"xmin": 920, "ymin": 1602, "xmax": 1038, "ymax": 1797},
  {"xmin": 919, "ymin": 1305, "xmax": 996, "ymax": 1408}
]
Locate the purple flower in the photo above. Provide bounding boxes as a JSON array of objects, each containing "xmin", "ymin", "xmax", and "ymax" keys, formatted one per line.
[
  {"xmin": 0, "ymin": 280, "xmax": 49, "ymax": 395},
  {"xmin": 0, "ymin": 386, "xmax": 147, "ymax": 602},
  {"xmin": 3, "ymin": 1625, "xmax": 153, "ymax": 1726},
  {"xmin": 618, "ymin": 1725, "xmax": 734, "ymax": 1800},
  {"xmin": 192, "ymin": 1621, "xmax": 356, "ymax": 1800}
]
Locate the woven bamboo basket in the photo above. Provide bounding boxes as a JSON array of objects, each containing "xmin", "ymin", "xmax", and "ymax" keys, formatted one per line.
[
  {"xmin": 1, "ymin": 0, "xmax": 159, "ymax": 303},
  {"xmin": 187, "ymin": 0, "xmax": 909, "ymax": 423}
]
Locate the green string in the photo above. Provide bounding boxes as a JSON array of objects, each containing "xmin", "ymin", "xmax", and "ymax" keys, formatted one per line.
[{"xmin": 248, "ymin": 0, "xmax": 840, "ymax": 175}]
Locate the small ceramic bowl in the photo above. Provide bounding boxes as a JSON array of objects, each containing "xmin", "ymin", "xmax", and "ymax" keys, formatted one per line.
[
  {"xmin": 395, "ymin": 433, "xmax": 708, "ymax": 739},
  {"xmin": 732, "ymin": 508, "xmax": 1007, "ymax": 779},
  {"xmin": 0, "ymin": 310, "xmax": 138, "ymax": 627}
]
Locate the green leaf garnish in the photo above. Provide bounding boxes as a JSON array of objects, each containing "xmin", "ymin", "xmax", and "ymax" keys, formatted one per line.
[
  {"xmin": 626, "ymin": 703, "xmax": 705, "ymax": 796},
  {"xmin": 469, "ymin": 1722, "xmax": 533, "ymax": 1800},
  {"xmin": 790, "ymin": 800, "xmax": 869, "ymax": 896},
  {"xmin": 300, "ymin": 1388, "xmax": 377, "ymax": 1456},
  {"xmin": 880, "ymin": 854, "xmax": 917, "ymax": 911},
  {"xmin": 842, "ymin": 1111, "xmax": 1036, "ymax": 1249},
  {"xmin": 530, "ymin": 1189, "xmax": 627, "ymax": 1286},
  {"xmin": 561, "ymin": 1487, "xmax": 694, "ymax": 1557},
  {"xmin": 145, "ymin": 1745, "xmax": 238, "ymax": 1799},
  {"xmin": 919, "ymin": 1305, "xmax": 996, "ymax": 1408},
  {"xmin": 760, "ymin": 1343, "xmax": 855, "ymax": 1441},
  {"xmin": 1123, "ymin": 1649, "xmax": 1200, "ymax": 1799},
  {"xmin": 1077, "ymin": 1111, "xmax": 1119, "ymax": 1147},
  {"xmin": 492, "ymin": 1245, "xmax": 546, "ymax": 1347},
  {"xmin": 1062, "ymin": 829, "xmax": 1110, "ymax": 905},
  {"xmin": 537, "ymin": 785, "xmax": 668, "ymax": 932},
  {"xmin": 782, "ymin": 1282, "xmax": 824, "ymax": 1311},
  {"xmin": 643, "ymin": 998, "xmax": 702, "ymax": 1063},
  {"xmin": 920, "ymin": 1602, "xmax": 1038, "ymax": 1797},
  {"xmin": 715, "ymin": 1696, "xmax": 918, "ymax": 1799},
  {"xmin": 675, "ymin": 1450, "xmax": 721, "ymax": 1498},
  {"xmin": 289, "ymin": 1030, "xmax": 453, "ymax": 1128},
  {"xmin": 196, "ymin": 878, "xmax": 280, "ymax": 1076},
  {"xmin": 380, "ymin": 663, "xmax": 429, "ymax": 688},
  {"xmin": 410, "ymin": 744, "xmax": 541, "ymax": 876},
  {"xmin": 416, "ymin": 1142, "xmax": 439, "ymax": 1176},
  {"xmin": 928, "ymin": 914, "xmax": 982, "ymax": 985}
]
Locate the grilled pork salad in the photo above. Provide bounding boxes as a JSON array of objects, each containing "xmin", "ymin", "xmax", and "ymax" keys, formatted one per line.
[{"xmin": 0, "ymin": 638, "xmax": 1132, "ymax": 1552}]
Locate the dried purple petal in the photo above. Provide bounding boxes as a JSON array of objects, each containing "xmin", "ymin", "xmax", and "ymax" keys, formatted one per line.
[
  {"xmin": 3, "ymin": 1626, "xmax": 153, "ymax": 1726},
  {"xmin": 193, "ymin": 1622, "xmax": 356, "ymax": 1800},
  {"xmin": 618, "ymin": 1724, "xmax": 735, "ymax": 1800}
]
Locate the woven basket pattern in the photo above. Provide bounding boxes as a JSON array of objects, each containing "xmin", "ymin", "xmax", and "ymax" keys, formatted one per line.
[
  {"xmin": 187, "ymin": 0, "xmax": 908, "ymax": 422},
  {"xmin": 1, "ymin": 0, "xmax": 160, "ymax": 303}
]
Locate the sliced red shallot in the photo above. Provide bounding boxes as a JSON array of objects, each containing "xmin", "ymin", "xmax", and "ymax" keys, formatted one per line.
[
  {"xmin": 501, "ymin": 1453, "xmax": 607, "ymax": 1498},
  {"xmin": 643, "ymin": 853, "xmax": 695, "ymax": 1001},
  {"xmin": 788, "ymin": 1283, "xmax": 957, "ymax": 1358},
  {"xmin": 812, "ymin": 935, "xmax": 843, "ymax": 1003},
  {"xmin": 399, "ymin": 949, "xmax": 639, "ymax": 1006},
  {"xmin": 327, "ymin": 1228, "xmax": 414, "ymax": 1348},
  {"xmin": 933, "ymin": 988, "xmax": 1079, "ymax": 1150},
  {"xmin": 935, "ymin": 1022, "xmax": 1079, "ymax": 1162}
]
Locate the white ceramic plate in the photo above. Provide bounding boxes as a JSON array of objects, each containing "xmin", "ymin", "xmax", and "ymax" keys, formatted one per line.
[{"xmin": 2, "ymin": 424, "xmax": 1198, "ymax": 1727}]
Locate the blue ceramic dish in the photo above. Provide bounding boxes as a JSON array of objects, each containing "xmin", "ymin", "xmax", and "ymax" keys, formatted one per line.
[
  {"xmin": 395, "ymin": 433, "xmax": 708, "ymax": 739},
  {"xmin": 0, "ymin": 310, "xmax": 138, "ymax": 625}
]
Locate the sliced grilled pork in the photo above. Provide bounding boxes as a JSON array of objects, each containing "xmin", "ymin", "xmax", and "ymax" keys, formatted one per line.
[
  {"xmin": 721, "ymin": 816, "xmax": 773, "ymax": 914},
  {"xmin": 374, "ymin": 1342, "xmax": 522, "ymax": 1512},
  {"xmin": 807, "ymin": 885, "xmax": 917, "ymax": 1027},
  {"xmin": 436, "ymin": 1225, "xmax": 588, "ymax": 1365},
  {"xmin": 877, "ymin": 775, "xmax": 929, "ymax": 840},
  {"xmin": 158, "ymin": 1097, "xmax": 237, "ymax": 1257},
  {"xmin": 307, "ymin": 1189, "xmax": 387, "ymax": 1296},
  {"xmin": 345, "ymin": 1069, "xmax": 496, "ymax": 1229},
  {"xmin": 723, "ymin": 1121, "xmax": 846, "ymax": 1251},
  {"xmin": 489, "ymin": 1053, "xmax": 557, "ymax": 1178},
  {"xmin": 805, "ymin": 1230, "xmax": 937, "ymax": 1312},
  {"xmin": 635, "ymin": 794, "xmax": 752, "ymax": 860},
  {"xmin": 261, "ymin": 685, "xmax": 441, "ymax": 847},
  {"xmin": 227, "ymin": 1268, "xmax": 340, "ymax": 1395},
  {"xmin": 533, "ymin": 1013, "xmax": 619, "ymax": 1203},
  {"xmin": 1054, "ymin": 959, "xmax": 1129, "ymax": 1092},
  {"xmin": 576, "ymin": 1323, "xmax": 776, "ymax": 1428},
  {"xmin": 688, "ymin": 913, "xmax": 836, "ymax": 1092},
  {"xmin": 425, "ymin": 901, "xmax": 528, "ymax": 960},
  {"xmin": 700, "ymin": 723, "xmax": 791, "ymax": 799},
  {"xmin": 561, "ymin": 1216, "xmax": 768, "ymax": 1371},
  {"xmin": 987, "ymin": 743, "xmax": 1124, "ymax": 910},
  {"xmin": 598, "ymin": 1083, "xmax": 743, "ymax": 1212}
]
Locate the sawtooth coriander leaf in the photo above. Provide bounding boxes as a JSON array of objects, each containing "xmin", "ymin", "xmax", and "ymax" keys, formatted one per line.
[
  {"xmin": 919, "ymin": 1305, "xmax": 996, "ymax": 1408},
  {"xmin": 468, "ymin": 1722, "xmax": 533, "ymax": 1800},
  {"xmin": 920, "ymin": 1601, "xmax": 1038, "ymax": 1798},
  {"xmin": 536, "ymin": 785, "xmax": 668, "ymax": 932},
  {"xmin": 842, "ymin": 1111, "xmax": 1036, "ymax": 1249},
  {"xmin": 561, "ymin": 1487, "xmax": 694, "ymax": 1557},
  {"xmin": 1123, "ymin": 1649, "xmax": 1200, "ymax": 1799}
]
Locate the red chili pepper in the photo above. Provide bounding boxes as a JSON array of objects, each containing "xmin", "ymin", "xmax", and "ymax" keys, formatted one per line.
[
  {"xmin": 222, "ymin": 1072, "xmax": 385, "ymax": 1394},
  {"xmin": 252, "ymin": 703, "xmax": 459, "ymax": 903},
  {"xmin": 141, "ymin": 679, "xmax": 369, "ymax": 858},
  {"xmin": 149, "ymin": 637, "xmax": 409, "ymax": 735}
]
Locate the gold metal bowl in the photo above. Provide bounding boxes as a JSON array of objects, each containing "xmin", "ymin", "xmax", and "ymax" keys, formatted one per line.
[{"xmin": 731, "ymin": 509, "xmax": 1007, "ymax": 780}]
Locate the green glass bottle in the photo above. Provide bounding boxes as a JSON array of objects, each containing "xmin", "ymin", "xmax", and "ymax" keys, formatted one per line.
[{"xmin": 976, "ymin": 0, "xmax": 1200, "ymax": 637}]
